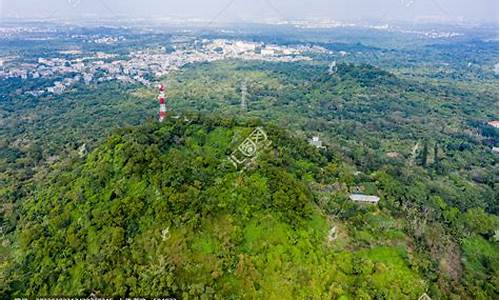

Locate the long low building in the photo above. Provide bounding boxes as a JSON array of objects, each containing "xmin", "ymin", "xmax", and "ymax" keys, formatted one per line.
[{"xmin": 349, "ymin": 194, "xmax": 380, "ymax": 204}]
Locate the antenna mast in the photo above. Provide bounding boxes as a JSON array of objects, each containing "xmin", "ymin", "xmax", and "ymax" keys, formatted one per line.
[
  {"xmin": 241, "ymin": 79, "xmax": 248, "ymax": 112},
  {"xmin": 158, "ymin": 84, "xmax": 167, "ymax": 122}
]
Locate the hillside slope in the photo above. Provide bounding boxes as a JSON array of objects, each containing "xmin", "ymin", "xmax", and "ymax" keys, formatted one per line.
[{"xmin": 2, "ymin": 116, "xmax": 432, "ymax": 299}]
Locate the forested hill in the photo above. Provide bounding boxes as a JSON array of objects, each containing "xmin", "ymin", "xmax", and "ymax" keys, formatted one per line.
[{"xmin": 1, "ymin": 115, "xmax": 497, "ymax": 299}]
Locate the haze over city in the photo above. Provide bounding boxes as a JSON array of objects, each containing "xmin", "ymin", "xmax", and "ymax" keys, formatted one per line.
[{"xmin": 0, "ymin": 0, "xmax": 498, "ymax": 24}]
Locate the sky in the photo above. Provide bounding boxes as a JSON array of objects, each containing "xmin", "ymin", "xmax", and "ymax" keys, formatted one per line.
[{"xmin": 0, "ymin": 0, "xmax": 498, "ymax": 24}]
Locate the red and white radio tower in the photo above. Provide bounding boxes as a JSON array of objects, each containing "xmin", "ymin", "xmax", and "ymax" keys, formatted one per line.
[{"xmin": 158, "ymin": 84, "xmax": 167, "ymax": 122}]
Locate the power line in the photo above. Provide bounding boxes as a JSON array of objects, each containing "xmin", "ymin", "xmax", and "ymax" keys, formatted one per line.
[
  {"xmin": 262, "ymin": 0, "xmax": 290, "ymax": 23},
  {"xmin": 428, "ymin": 0, "xmax": 452, "ymax": 19},
  {"xmin": 67, "ymin": 0, "xmax": 81, "ymax": 8},
  {"xmin": 97, "ymin": 0, "xmax": 120, "ymax": 19},
  {"xmin": 207, "ymin": 0, "xmax": 238, "ymax": 26}
]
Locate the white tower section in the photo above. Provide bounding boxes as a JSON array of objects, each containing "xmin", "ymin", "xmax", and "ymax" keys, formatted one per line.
[{"xmin": 158, "ymin": 84, "xmax": 167, "ymax": 122}]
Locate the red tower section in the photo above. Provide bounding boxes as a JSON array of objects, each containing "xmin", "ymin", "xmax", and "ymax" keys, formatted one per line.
[{"xmin": 158, "ymin": 84, "xmax": 167, "ymax": 122}]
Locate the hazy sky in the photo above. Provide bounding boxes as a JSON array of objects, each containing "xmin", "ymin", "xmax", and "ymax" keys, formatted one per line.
[{"xmin": 0, "ymin": 0, "xmax": 498, "ymax": 24}]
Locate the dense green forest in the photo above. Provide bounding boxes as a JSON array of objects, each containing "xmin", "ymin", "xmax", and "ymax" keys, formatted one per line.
[
  {"xmin": 0, "ymin": 29, "xmax": 498, "ymax": 298},
  {"xmin": 1, "ymin": 116, "xmax": 496, "ymax": 299}
]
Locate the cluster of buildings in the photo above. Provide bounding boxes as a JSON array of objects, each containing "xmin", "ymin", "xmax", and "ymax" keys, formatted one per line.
[
  {"xmin": 268, "ymin": 19, "xmax": 462, "ymax": 39},
  {"xmin": 69, "ymin": 34, "xmax": 126, "ymax": 44},
  {"xmin": 0, "ymin": 38, "xmax": 328, "ymax": 97},
  {"xmin": 0, "ymin": 25, "xmax": 57, "ymax": 38},
  {"xmin": 203, "ymin": 39, "xmax": 330, "ymax": 58}
]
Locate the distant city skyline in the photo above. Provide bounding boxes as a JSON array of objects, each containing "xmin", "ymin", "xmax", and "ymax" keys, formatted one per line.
[{"xmin": 0, "ymin": 0, "xmax": 498, "ymax": 24}]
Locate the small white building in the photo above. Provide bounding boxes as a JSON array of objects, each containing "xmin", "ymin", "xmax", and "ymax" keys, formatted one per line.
[
  {"xmin": 309, "ymin": 136, "xmax": 324, "ymax": 149},
  {"xmin": 261, "ymin": 48, "xmax": 276, "ymax": 56},
  {"xmin": 235, "ymin": 41, "xmax": 257, "ymax": 52},
  {"xmin": 349, "ymin": 194, "xmax": 380, "ymax": 204},
  {"xmin": 487, "ymin": 121, "xmax": 499, "ymax": 129}
]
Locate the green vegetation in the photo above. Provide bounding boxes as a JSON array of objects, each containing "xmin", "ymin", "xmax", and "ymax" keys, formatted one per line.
[
  {"xmin": 0, "ymin": 115, "xmax": 497, "ymax": 299},
  {"xmin": 0, "ymin": 32, "xmax": 498, "ymax": 299},
  {"xmin": 2, "ymin": 117, "xmax": 429, "ymax": 299}
]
